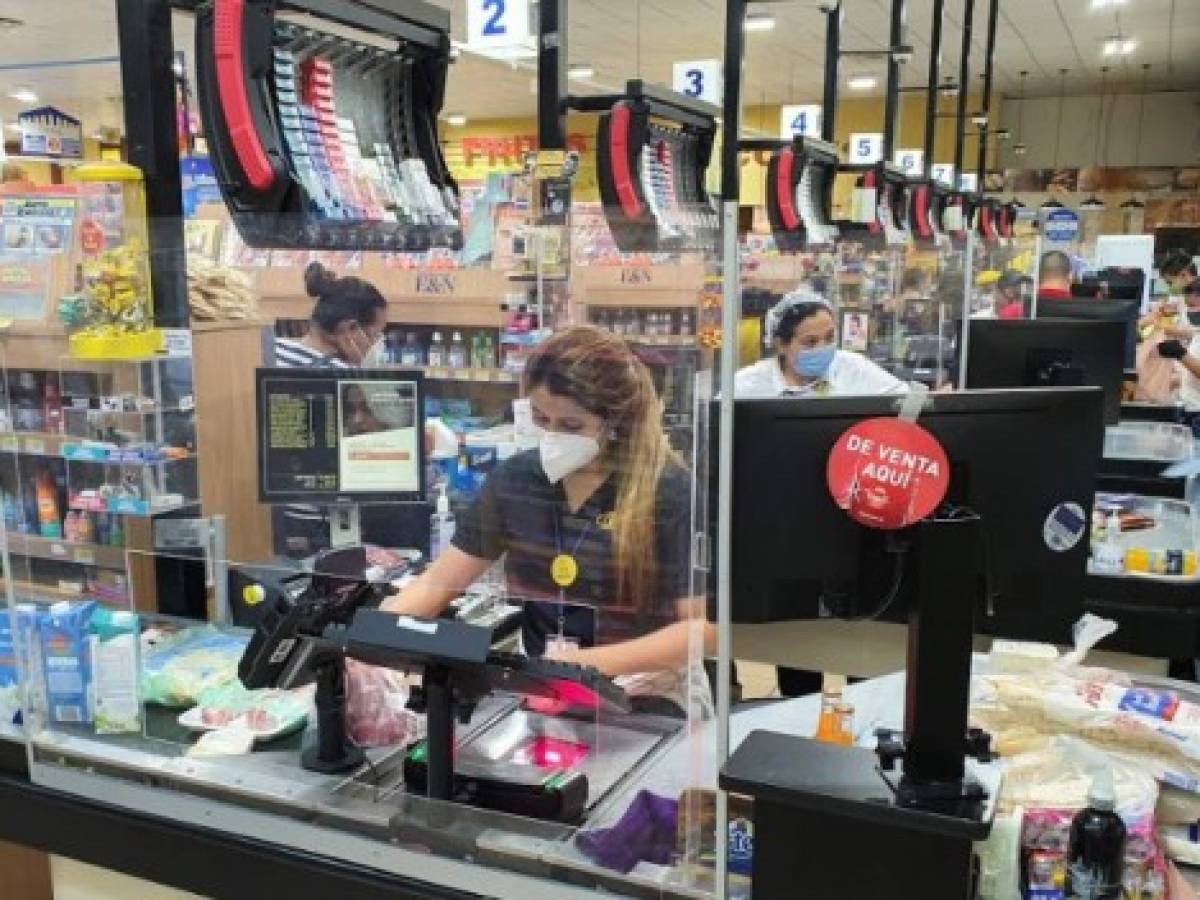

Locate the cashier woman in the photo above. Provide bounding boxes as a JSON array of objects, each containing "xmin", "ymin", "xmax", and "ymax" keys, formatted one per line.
[
  {"xmin": 735, "ymin": 288, "xmax": 907, "ymax": 398},
  {"xmin": 383, "ymin": 326, "xmax": 712, "ymax": 714}
]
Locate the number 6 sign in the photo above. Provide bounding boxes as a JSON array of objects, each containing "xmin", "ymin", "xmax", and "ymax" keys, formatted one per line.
[
  {"xmin": 672, "ymin": 60, "xmax": 722, "ymax": 105},
  {"xmin": 467, "ymin": 0, "xmax": 531, "ymax": 51}
]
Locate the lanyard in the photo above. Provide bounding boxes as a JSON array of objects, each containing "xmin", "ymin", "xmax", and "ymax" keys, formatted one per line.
[{"xmin": 551, "ymin": 505, "xmax": 593, "ymax": 637}]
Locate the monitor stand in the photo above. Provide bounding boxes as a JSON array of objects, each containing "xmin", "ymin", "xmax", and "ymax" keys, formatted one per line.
[
  {"xmin": 721, "ymin": 512, "xmax": 995, "ymax": 899},
  {"xmin": 329, "ymin": 503, "xmax": 362, "ymax": 548}
]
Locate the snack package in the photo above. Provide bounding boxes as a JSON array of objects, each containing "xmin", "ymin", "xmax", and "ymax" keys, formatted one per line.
[
  {"xmin": 189, "ymin": 681, "xmax": 310, "ymax": 740},
  {"xmin": 39, "ymin": 601, "xmax": 97, "ymax": 725},
  {"xmin": 141, "ymin": 626, "xmax": 248, "ymax": 707},
  {"xmin": 1021, "ymin": 809, "xmax": 1166, "ymax": 900},
  {"xmin": 344, "ymin": 659, "xmax": 424, "ymax": 748}
]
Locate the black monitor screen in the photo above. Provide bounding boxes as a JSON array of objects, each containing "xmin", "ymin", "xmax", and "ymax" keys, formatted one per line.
[
  {"xmin": 257, "ymin": 368, "xmax": 425, "ymax": 504},
  {"xmin": 1035, "ymin": 297, "xmax": 1140, "ymax": 370}
]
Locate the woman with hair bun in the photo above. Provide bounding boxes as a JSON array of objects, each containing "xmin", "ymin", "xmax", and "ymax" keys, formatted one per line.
[
  {"xmin": 384, "ymin": 325, "xmax": 711, "ymax": 713},
  {"xmin": 274, "ymin": 261, "xmax": 388, "ymax": 368}
]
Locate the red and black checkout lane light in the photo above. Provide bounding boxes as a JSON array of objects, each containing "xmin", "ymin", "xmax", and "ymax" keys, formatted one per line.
[
  {"xmin": 908, "ymin": 180, "xmax": 949, "ymax": 248},
  {"xmin": 976, "ymin": 197, "xmax": 999, "ymax": 245},
  {"xmin": 591, "ymin": 81, "xmax": 719, "ymax": 253},
  {"xmin": 195, "ymin": 0, "xmax": 461, "ymax": 252},
  {"xmin": 839, "ymin": 161, "xmax": 911, "ymax": 250},
  {"xmin": 766, "ymin": 136, "xmax": 840, "ymax": 252}
]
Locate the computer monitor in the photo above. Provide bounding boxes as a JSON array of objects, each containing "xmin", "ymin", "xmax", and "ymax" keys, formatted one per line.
[
  {"xmin": 966, "ymin": 320, "xmax": 1125, "ymax": 424},
  {"xmin": 256, "ymin": 368, "xmax": 426, "ymax": 505},
  {"xmin": 1035, "ymin": 297, "xmax": 1140, "ymax": 370},
  {"xmin": 713, "ymin": 389, "xmax": 1105, "ymax": 642}
]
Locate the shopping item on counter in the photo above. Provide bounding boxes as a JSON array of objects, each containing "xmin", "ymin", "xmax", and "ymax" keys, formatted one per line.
[
  {"xmin": 141, "ymin": 626, "xmax": 248, "ymax": 707},
  {"xmin": 186, "ymin": 724, "xmax": 256, "ymax": 758},
  {"xmin": 344, "ymin": 659, "xmax": 424, "ymax": 748},
  {"xmin": 178, "ymin": 681, "xmax": 310, "ymax": 743},
  {"xmin": 39, "ymin": 601, "xmax": 97, "ymax": 725},
  {"xmin": 0, "ymin": 605, "xmax": 36, "ymax": 726},
  {"xmin": 576, "ymin": 790, "xmax": 679, "ymax": 875},
  {"xmin": 88, "ymin": 608, "xmax": 141, "ymax": 734},
  {"xmin": 998, "ymin": 737, "xmax": 1158, "ymax": 819}
]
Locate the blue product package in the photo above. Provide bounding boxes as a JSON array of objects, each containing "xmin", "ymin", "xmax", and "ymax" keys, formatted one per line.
[{"xmin": 40, "ymin": 601, "xmax": 97, "ymax": 725}]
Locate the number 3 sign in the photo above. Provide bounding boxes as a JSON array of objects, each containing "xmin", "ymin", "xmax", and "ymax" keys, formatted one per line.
[
  {"xmin": 672, "ymin": 60, "xmax": 722, "ymax": 105},
  {"xmin": 467, "ymin": 0, "xmax": 532, "ymax": 51}
]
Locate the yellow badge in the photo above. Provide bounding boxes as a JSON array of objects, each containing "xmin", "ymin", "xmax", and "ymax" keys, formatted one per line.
[
  {"xmin": 551, "ymin": 553, "xmax": 579, "ymax": 588},
  {"xmin": 596, "ymin": 511, "xmax": 615, "ymax": 531}
]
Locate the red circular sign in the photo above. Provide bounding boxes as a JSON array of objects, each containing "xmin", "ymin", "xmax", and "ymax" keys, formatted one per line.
[
  {"xmin": 826, "ymin": 417, "xmax": 950, "ymax": 530},
  {"xmin": 80, "ymin": 220, "xmax": 105, "ymax": 256}
]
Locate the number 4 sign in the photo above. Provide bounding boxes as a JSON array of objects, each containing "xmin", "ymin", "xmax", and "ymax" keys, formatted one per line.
[
  {"xmin": 467, "ymin": 0, "xmax": 531, "ymax": 51},
  {"xmin": 779, "ymin": 105, "xmax": 822, "ymax": 140},
  {"xmin": 672, "ymin": 60, "xmax": 722, "ymax": 105}
]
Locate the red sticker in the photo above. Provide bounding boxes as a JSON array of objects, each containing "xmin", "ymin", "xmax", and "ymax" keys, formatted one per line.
[
  {"xmin": 80, "ymin": 220, "xmax": 105, "ymax": 256},
  {"xmin": 826, "ymin": 417, "xmax": 950, "ymax": 530}
]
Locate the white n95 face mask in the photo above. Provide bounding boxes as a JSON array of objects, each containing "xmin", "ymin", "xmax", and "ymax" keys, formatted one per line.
[
  {"xmin": 361, "ymin": 337, "xmax": 390, "ymax": 368},
  {"xmin": 539, "ymin": 431, "xmax": 600, "ymax": 484}
]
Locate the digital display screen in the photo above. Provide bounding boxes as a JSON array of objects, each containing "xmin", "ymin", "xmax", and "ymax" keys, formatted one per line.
[{"xmin": 258, "ymin": 371, "xmax": 423, "ymax": 501}]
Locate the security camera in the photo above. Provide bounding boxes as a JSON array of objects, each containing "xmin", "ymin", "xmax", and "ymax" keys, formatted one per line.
[
  {"xmin": 971, "ymin": 112, "xmax": 988, "ymax": 128},
  {"xmin": 892, "ymin": 44, "xmax": 914, "ymax": 65},
  {"xmin": 816, "ymin": 0, "xmax": 839, "ymax": 13}
]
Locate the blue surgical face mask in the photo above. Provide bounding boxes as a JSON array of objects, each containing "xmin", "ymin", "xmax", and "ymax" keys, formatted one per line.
[{"xmin": 794, "ymin": 343, "xmax": 836, "ymax": 378}]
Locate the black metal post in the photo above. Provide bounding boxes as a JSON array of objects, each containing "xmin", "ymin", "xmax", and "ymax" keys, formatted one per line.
[
  {"xmin": 952, "ymin": 0, "xmax": 975, "ymax": 184},
  {"xmin": 537, "ymin": 0, "xmax": 567, "ymax": 151},
  {"xmin": 721, "ymin": 0, "xmax": 747, "ymax": 201},
  {"xmin": 424, "ymin": 665, "xmax": 456, "ymax": 802},
  {"xmin": 975, "ymin": 0, "xmax": 1000, "ymax": 186},
  {"xmin": 881, "ymin": 0, "xmax": 906, "ymax": 162},
  {"xmin": 923, "ymin": 0, "xmax": 945, "ymax": 177},
  {"xmin": 115, "ymin": 0, "xmax": 189, "ymax": 328},
  {"xmin": 821, "ymin": 2, "xmax": 843, "ymax": 144}
]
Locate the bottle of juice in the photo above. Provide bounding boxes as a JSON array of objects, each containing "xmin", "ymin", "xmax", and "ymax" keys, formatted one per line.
[{"xmin": 815, "ymin": 687, "xmax": 845, "ymax": 744}]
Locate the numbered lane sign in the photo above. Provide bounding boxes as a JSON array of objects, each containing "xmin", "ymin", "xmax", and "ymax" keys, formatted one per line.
[
  {"xmin": 467, "ymin": 0, "xmax": 532, "ymax": 51},
  {"xmin": 931, "ymin": 163, "xmax": 955, "ymax": 187},
  {"xmin": 848, "ymin": 133, "xmax": 884, "ymax": 164},
  {"xmin": 894, "ymin": 149, "xmax": 923, "ymax": 175},
  {"xmin": 672, "ymin": 60, "xmax": 722, "ymax": 105},
  {"xmin": 779, "ymin": 104, "xmax": 822, "ymax": 140}
]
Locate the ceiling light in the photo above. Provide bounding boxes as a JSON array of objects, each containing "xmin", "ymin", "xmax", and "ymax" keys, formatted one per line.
[
  {"xmin": 1120, "ymin": 196, "xmax": 1144, "ymax": 210},
  {"xmin": 444, "ymin": 113, "xmax": 467, "ymax": 127},
  {"xmin": 995, "ymin": 128, "xmax": 1011, "ymax": 141},
  {"xmin": 1080, "ymin": 196, "xmax": 1106, "ymax": 211},
  {"xmin": 8, "ymin": 87, "xmax": 37, "ymax": 105},
  {"xmin": 971, "ymin": 112, "xmax": 988, "ymax": 127},
  {"xmin": 1090, "ymin": 0, "xmax": 1128, "ymax": 8},
  {"xmin": 1013, "ymin": 142, "xmax": 1027, "ymax": 156},
  {"xmin": 847, "ymin": 75, "xmax": 877, "ymax": 91},
  {"xmin": 1040, "ymin": 197, "xmax": 1065, "ymax": 211},
  {"xmin": 1103, "ymin": 36, "xmax": 1137, "ymax": 56},
  {"xmin": 938, "ymin": 81, "xmax": 959, "ymax": 97},
  {"xmin": 567, "ymin": 64, "xmax": 595, "ymax": 80},
  {"xmin": 0, "ymin": 16, "xmax": 24, "ymax": 29},
  {"xmin": 743, "ymin": 14, "xmax": 776, "ymax": 32}
]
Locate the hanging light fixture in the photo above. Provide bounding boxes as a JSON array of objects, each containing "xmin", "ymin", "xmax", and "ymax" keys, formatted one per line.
[
  {"xmin": 1121, "ymin": 63, "xmax": 1150, "ymax": 213},
  {"xmin": 1041, "ymin": 69, "xmax": 1069, "ymax": 211},
  {"xmin": 1079, "ymin": 67, "xmax": 1108, "ymax": 211},
  {"xmin": 1012, "ymin": 71, "xmax": 1029, "ymax": 156}
]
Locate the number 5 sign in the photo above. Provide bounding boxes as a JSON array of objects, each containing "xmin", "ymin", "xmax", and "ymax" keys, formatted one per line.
[
  {"xmin": 848, "ymin": 133, "xmax": 884, "ymax": 164},
  {"xmin": 467, "ymin": 0, "xmax": 531, "ymax": 51},
  {"xmin": 672, "ymin": 60, "xmax": 722, "ymax": 105},
  {"xmin": 779, "ymin": 105, "xmax": 822, "ymax": 140}
]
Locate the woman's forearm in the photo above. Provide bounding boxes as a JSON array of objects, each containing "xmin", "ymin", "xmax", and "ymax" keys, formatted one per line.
[
  {"xmin": 582, "ymin": 619, "xmax": 716, "ymax": 678},
  {"xmin": 380, "ymin": 546, "xmax": 490, "ymax": 618}
]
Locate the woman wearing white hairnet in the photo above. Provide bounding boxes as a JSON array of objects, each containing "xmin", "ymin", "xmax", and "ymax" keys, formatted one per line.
[{"xmin": 735, "ymin": 289, "xmax": 906, "ymax": 398}]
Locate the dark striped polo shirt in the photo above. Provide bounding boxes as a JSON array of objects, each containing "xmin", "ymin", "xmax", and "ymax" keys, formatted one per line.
[{"xmin": 453, "ymin": 450, "xmax": 693, "ymax": 656}]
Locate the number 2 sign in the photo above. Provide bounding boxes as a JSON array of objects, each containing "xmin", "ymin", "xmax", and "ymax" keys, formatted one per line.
[
  {"xmin": 467, "ymin": 0, "xmax": 531, "ymax": 51},
  {"xmin": 672, "ymin": 60, "xmax": 722, "ymax": 105}
]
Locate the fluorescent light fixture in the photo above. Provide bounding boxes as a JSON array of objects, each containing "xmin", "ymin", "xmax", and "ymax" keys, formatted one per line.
[
  {"xmin": 1040, "ymin": 197, "xmax": 1065, "ymax": 210},
  {"xmin": 8, "ymin": 87, "xmax": 37, "ymax": 105},
  {"xmin": 847, "ymin": 75, "xmax": 877, "ymax": 91},
  {"xmin": 938, "ymin": 81, "xmax": 960, "ymax": 97},
  {"xmin": 744, "ymin": 14, "xmax": 776, "ymax": 32},
  {"xmin": 1103, "ymin": 37, "xmax": 1137, "ymax": 56},
  {"xmin": 995, "ymin": 128, "xmax": 1012, "ymax": 141},
  {"xmin": 0, "ymin": 16, "xmax": 24, "ymax": 29},
  {"xmin": 567, "ymin": 64, "xmax": 595, "ymax": 80},
  {"xmin": 444, "ymin": 114, "xmax": 468, "ymax": 127},
  {"xmin": 1091, "ymin": 0, "xmax": 1128, "ymax": 8},
  {"xmin": 1013, "ymin": 142, "xmax": 1028, "ymax": 155},
  {"xmin": 1080, "ymin": 196, "xmax": 1106, "ymax": 211}
]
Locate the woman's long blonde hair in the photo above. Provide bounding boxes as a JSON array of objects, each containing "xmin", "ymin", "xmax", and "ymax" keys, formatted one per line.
[{"xmin": 524, "ymin": 326, "xmax": 683, "ymax": 612}]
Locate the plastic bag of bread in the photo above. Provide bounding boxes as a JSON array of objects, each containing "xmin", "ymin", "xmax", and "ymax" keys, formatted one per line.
[{"xmin": 343, "ymin": 659, "xmax": 425, "ymax": 748}]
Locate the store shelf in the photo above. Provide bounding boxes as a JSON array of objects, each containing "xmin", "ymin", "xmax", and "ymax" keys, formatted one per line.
[
  {"xmin": 0, "ymin": 577, "xmax": 90, "ymax": 603},
  {"xmin": 420, "ymin": 366, "xmax": 519, "ymax": 384},
  {"xmin": 6, "ymin": 534, "xmax": 126, "ymax": 569},
  {"xmin": 620, "ymin": 335, "xmax": 698, "ymax": 348},
  {"xmin": 0, "ymin": 432, "xmax": 191, "ymax": 465}
]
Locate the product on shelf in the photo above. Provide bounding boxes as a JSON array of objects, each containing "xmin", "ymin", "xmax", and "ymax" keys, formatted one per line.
[
  {"xmin": 186, "ymin": 258, "xmax": 256, "ymax": 321},
  {"xmin": 427, "ymin": 331, "xmax": 447, "ymax": 367},
  {"xmin": 12, "ymin": 372, "xmax": 44, "ymax": 432},
  {"xmin": 447, "ymin": 332, "xmax": 468, "ymax": 369},
  {"xmin": 399, "ymin": 332, "xmax": 424, "ymax": 367},
  {"xmin": 35, "ymin": 469, "xmax": 62, "ymax": 539}
]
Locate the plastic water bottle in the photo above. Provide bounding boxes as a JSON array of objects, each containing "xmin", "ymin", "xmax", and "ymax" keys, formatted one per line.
[
  {"xmin": 427, "ymin": 331, "xmax": 446, "ymax": 367},
  {"xmin": 428, "ymin": 484, "xmax": 456, "ymax": 561},
  {"xmin": 448, "ymin": 332, "xmax": 468, "ymax": 369}
]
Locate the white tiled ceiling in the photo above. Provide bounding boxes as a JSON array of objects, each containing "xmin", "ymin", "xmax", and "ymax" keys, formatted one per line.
[{"xmin": 0, "ymin": 0, "xmax": 1195, "ymax": 134}]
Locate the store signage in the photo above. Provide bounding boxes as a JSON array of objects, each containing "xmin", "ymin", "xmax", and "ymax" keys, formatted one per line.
[
  {"xmin": 779, "ymin": 105, "xmax": 822, "ymax": 141},
  {"xmin": 848, "ymin": 133, "xmax": 884, "ymax": 165},
  {"xmin": 466, "ymin": 0, "xmax": 532, "ymax": 53},
  {"xmin": 619, "ymin": 267, "xmax": 653, "ymax": 285},
  {"xmin": 959, "ymin": 173, "xmax": 978, "ymax": 192},
  {"xmin": 931, "ymin": 164, "xmax": 955, "ymax": 188},
  {"xmin": 672, "ymin": 60, "xmax": 722, "ymax": 106},
  {"xmin": 460, "ymin": 134, "xmax": 588, "ymax": 168},
  {"xmin": 17, "ymin": 106, "xmax": 82, "ymax": 159},
  {"xmin": 826, "ymin": 417, "xmax": 950, "ymax": 530},
  {"xmin": 894, "ymin": 149, "xmax": 924, "ymax": 176},
  {"xmin": 1044, "ymin": 207, "xmax": 1080, "ymax": 243},
  {"xmin": 416, "ymin": 273, "xmax": 457, "ymax": 295}
]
